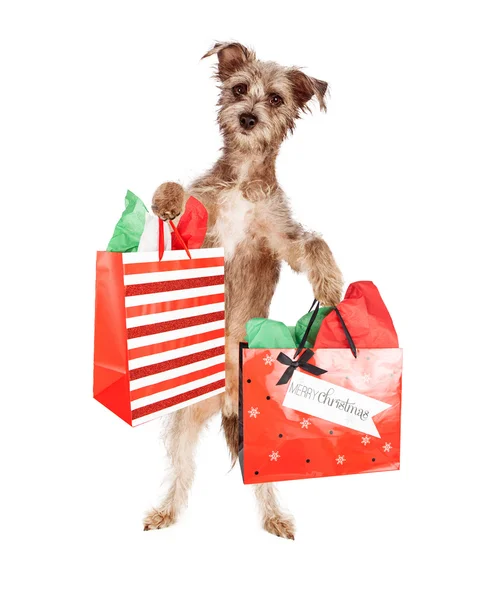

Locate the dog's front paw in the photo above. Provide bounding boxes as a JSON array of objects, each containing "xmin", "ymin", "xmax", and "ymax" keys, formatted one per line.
[
  {"xmin": 263, "ymin": 513, "xmax": 295, "ymax": 540},
  {"xmin": 310, "ymin": 258, "xmax": 344, "ymax": 307},
  {"xmin": 151, "ymin": 182, "xmax": 185, "ymax": 221},
  {"xmin": 143, "ymin": 507, "xmax": 176, "ymax": 531},
  {"xmin": 304, "ymin": 237, "xmax": 344, "ymax": 307},
  {"xmin": 314, "ymin": 273, "xmax": 343, "ymax": 307}
]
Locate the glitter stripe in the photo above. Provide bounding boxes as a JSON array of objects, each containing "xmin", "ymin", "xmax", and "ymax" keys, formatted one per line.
[
  {"xmin": 131, "ymin": 387, "xmax": 226, "ymax": 426},
  {"xmin": 130, "ymin": 354, "xmax": 225, "ymax": 392},
  {"xmin": 126, "ymin": 302, "xmax": 223, "ymax": 329},
  {"xmin": 124, "ymin": 256, "xmax": 224, "ymax": 275},
  {"xmin": 131, "ymin": 379, "xmax": 226, "ymax": 420},
  {"xmin": 124, "ymin": 266, "xmax": 224, "ymax": 286},
  {"xmin": 125, "ymin": 293, "xmax": 225, "ymax": 319},
  {"xmin": 127, "ymin": 311, "xmax": 224, "ymax": 339},
  {"xmin": 127, "ymin": 320, "xmax": 225, "ymax": 350},
  {"xmin": 130, "ymin": 362, "xmax": 225, "ymax": 401},
  {"xmin": 125, "ymin": 284, "xmax": 224, "ymax": 309},
  {"xmin": 129, "ymin": 345, "xmax": 224, "ymax": 381},
  {"xmin": 125, "ymin": 275, "xmax": 224, "ymax": 297},
  {"xmin": 129, "ymin": 336, "xmax": 225, "ymax": 371},
  {"xmin": 127, "ymin": 328, "xmax": 225, "ymax": 360}
]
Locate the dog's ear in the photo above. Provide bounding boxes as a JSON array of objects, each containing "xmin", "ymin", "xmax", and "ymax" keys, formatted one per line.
[
  {"xmin": 288, "ymin": 69, "xmax": 328, "ymax": 112},
  {"xmin": 202, "ymin": 42, "xmax": 255, "ymax": 80}
]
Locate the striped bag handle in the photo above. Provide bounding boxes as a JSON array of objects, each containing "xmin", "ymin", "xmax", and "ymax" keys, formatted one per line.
[{"xmin": 158, "ymin": 217, "xmax": 192, "ymax": 261}]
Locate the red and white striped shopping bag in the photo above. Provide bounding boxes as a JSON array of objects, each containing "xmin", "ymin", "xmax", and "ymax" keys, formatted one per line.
[{"xmin": 93, "ymin": 247, "xmax": 225, "ymax": 426}]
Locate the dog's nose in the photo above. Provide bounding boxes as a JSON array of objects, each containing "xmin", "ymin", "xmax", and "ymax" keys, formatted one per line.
[{"xmin": 239, "ymin": 113, "xmax": 258, "ymax": 130}]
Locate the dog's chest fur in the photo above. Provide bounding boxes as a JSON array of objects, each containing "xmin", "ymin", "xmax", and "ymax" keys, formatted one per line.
[
  {"xmin": 214, "ymin": 187, "xmax": 255, "ymax": 259},
  {"xmin": 212, "ymin": 160, "xmax": 262, "ymax": 260}
]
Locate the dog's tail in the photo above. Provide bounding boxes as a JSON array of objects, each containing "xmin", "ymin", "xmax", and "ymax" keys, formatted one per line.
[{"xmin": 221, "ymin": 413, "xmax": 239, "ymax": 466}]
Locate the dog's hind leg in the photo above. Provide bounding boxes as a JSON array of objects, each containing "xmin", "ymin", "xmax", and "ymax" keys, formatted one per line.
[
  {"xmin": 222, "ymin": 339, "xmax": 295, "ymax": 540},
  {"xmin": 143, "ymin": 393, "xmax": 222, "ymax": 531},
  {"xmin": 222, "ymin": 412, "xmax": 295, "ymax": 540},
  {"xmin": 255, "ymin": 483, "xmax": 295, "ymax": 540},
  {"xmin": 221, "ymin": 338, "xmax": 241, "ymax": 463}
]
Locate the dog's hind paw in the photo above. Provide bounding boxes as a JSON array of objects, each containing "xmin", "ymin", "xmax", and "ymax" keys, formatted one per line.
[
  {"xmin": 263, "ymin": 513, "xmax": 295, "ymax": 540},
  {"xmin": 143, "ymin": 507, "xmax": 176, "ymax": 531}
]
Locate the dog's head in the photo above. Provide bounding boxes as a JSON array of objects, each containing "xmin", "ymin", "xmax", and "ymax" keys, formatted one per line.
[{"xmin": 202, "ymin": 42, "xmax": 328, "ymax": 152}]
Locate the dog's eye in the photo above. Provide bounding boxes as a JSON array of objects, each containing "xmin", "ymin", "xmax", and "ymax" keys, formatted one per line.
[
  {"xmin": 269, "ymin": 94, "xmax": 283, "ymax": 106},
  {"xmin": 233, "ymin": 84, "xmax": 247, "ymax": 96}
]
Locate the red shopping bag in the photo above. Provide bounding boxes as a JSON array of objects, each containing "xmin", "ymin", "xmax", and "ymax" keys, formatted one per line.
[
  {"xmin": 239, "ymin": 282, "xmax": 402, "ymax": 484},
  {"xmin": 93, "ymin": 222, "xmax": 225, "ymax": 426}
]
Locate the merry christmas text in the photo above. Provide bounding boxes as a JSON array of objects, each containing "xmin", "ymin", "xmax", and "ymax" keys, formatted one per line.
[{"xmin": 287, "ymin": 381, "xmax": 370, "ymax": 421}]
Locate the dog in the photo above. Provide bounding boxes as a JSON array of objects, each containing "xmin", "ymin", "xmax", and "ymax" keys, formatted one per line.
[{"xmin": 143, "ymin": 42, "xmax": 343, "ymax": 539}]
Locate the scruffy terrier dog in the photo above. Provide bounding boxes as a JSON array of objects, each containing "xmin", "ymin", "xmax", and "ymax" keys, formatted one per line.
[{"xmin": 143, "ymin": 42, "xmax": 343, "ymax": 539}]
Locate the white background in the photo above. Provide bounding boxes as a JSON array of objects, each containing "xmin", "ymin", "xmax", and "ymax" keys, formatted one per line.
[{"xmin": 1, "ymin": 1, "xmax": 478, "ymax": 598}]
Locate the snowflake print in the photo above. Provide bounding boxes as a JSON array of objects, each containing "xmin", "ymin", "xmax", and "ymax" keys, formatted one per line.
[
  {"xmin": 361, "ymin": 435, "xmax": 371, "ymax": 446},
  {"xmin": 269, "ymin": 450, "xmax": 280, "ymax": 461},
  {"xmin": 383, "ymin": 442, "xmax": 392, "ymax": 452},
  {"xmin": 300, "ymin": 418, "xmax": 311, "ymax": 429},
  {"xmin": 248, "ymin": 407, "xmax": 260, "ymax": 418},
  {"xmin": 336, "ymin": 455, "xmax": 346, "ymax": 465},
  {"xmin": 263, "ymin": 354, "xmax": 274, "ymax": 366},
  {"xmin": 362, "ymin": 372, "xmax": 371, "ymax": 384}
]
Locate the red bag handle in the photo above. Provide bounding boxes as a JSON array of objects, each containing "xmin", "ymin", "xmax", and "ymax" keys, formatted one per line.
[{"xmin": 158, "ymin": 218, "xmax": 192, "ymax": 261}]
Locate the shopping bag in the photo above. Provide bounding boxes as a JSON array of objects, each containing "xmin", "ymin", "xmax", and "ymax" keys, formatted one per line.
[
  {"xmin": 93, "ymin": 220, "xmax": 225, "ymax": 426},
  {"xmin": 239, "ymin": 282, "xmax": 402, "ymax": 484}
]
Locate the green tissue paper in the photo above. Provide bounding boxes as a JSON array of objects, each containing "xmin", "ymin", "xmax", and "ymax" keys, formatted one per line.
[
  {"xmin": 245, "ymin": 306, "xmax": 334, "ymax": 349},
  {"xmin": 107, "ymin": 190, "xmax": 148, "ymax": 253},
  {"xmin": 245, "ymin": 318, "xmax": 297, "ymax": 349}
]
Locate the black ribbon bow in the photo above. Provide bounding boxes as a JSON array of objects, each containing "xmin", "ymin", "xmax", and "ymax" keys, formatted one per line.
[{"xmin": 276, "ymin": 348, "xmax": 328, "ymax": 385}]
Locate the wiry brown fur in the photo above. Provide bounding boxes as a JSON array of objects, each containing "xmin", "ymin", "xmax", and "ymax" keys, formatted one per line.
[
  {"xmin": 145, "ymin": 42, "xmax": 343, "ymax": 539},
  {"xmin": 221, "ymin": 413, "xmax": 239, "ymax": 465}
]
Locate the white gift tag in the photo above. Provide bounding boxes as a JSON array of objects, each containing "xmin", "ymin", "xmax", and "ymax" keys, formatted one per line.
[{"xmin": 282, "ymin": 370, "xmax": 391, "ymax": 438}]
